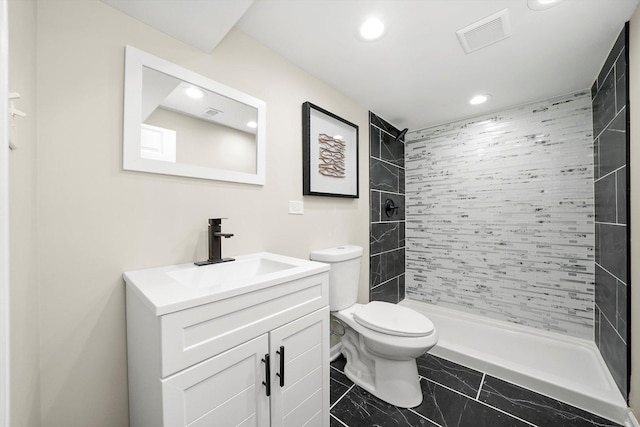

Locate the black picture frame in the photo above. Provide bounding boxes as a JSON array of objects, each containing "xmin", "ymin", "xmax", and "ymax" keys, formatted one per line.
[{"xmin": 302, "ymin": 102, "xmax": 359, "ymax": 198}]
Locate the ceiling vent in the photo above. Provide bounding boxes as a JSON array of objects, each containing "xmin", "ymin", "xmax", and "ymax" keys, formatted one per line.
[
  {"xmin": 456, "ymin": 9, "xmax": 511, "ymax": 54},
  {"xmin": 201, "ymin": 107, "xmax": 223, "ymax": 118}
]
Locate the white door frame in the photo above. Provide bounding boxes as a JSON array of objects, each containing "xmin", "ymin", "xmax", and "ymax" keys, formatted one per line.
[{"xmin": 0, "ymin": 0, "xmax": 10, "ymax": 423}]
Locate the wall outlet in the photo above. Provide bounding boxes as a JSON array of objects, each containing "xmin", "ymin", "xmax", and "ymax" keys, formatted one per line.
[{"xmin": 289, "ymin": 200, "xmax": 304, "ymax": 215}]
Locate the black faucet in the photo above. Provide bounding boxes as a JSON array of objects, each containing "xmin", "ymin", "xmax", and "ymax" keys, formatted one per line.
[{"xmin": 195, "ymin": 218, "xmax": 235, "ymax": 266}]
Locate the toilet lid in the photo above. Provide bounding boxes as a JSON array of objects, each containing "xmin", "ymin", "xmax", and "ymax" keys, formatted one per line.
[{"xmin": 354, "ymin": 302, "xmax": 434, "ymax": 337}]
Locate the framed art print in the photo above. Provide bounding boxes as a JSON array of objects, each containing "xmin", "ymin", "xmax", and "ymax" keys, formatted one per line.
[{"xmin": 302, "ymin": 102, "xmax": 359, "ymax": 198}]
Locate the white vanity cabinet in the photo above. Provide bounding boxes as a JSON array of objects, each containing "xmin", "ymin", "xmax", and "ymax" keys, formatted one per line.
[{"xmin": 124, "ymin": 253, "xmax": 330, "ymax": 427}]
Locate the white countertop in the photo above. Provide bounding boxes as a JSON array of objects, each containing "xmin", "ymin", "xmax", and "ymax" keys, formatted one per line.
[{"xmin": 124, "ymin": 252, "xmax": 329, "ymax": 315}]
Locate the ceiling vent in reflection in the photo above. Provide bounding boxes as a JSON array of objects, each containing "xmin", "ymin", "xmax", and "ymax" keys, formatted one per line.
[
  {"xmin": 201, "ymin": 107, "xmax": 223, "ymax": 118},
  {"xmin": 456, "ymin": 9, "xmax": 511, "ymax": 54}
]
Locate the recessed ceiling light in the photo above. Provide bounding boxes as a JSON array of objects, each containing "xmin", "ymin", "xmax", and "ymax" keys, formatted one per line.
[
  {"xmin": 527, "ymin": 0, "xmax": 566, "ymax": 11},
  {"xmin": 469, "ymin": 94, "xmax": 490, "ymax": 105},
  {"xmin": 246, "ymin": 121, "xmax": 257, "ymax": 129},
  {"xmin": 184, "ymin": 86, "xmax": 205, "ymax": 99},
  {"xmin": 360, "ymin": 17, "xmax": 385, "ymax": 41}
]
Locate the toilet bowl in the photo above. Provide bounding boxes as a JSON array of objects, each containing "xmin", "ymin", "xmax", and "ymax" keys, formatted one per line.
[{"xmin": 310, "ymin": 245, "xmax": 438, "ymax": 408}]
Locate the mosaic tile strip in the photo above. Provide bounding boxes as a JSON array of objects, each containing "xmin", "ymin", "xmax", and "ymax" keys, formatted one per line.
[{"xmin": 405, "ymin": 91, "xmax": 594, "ymax": 339}]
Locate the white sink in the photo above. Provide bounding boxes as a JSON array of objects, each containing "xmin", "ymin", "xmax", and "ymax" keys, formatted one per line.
[
  {"xmin": 167, "ymin": 257, "xmax": 298, "ymax": 289},
  {"xmin": 123, "ymin": 252, "xmax": 329, "ymax": 315}
]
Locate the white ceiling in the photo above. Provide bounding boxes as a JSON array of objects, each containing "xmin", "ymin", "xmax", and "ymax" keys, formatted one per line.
[{"xmin": 104, "ymin": 0, "xmax": 639, "ymax": 131}]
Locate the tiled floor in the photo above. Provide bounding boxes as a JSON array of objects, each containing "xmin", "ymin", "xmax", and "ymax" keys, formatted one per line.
[{"xmin": 330, "ymin": 353, "xmax": 623, "ymax": 427}]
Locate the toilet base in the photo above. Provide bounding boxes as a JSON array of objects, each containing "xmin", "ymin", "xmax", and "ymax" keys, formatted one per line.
[{"xmin": 343, "ymin": 356, "xmax": 423, "ymax": 408}]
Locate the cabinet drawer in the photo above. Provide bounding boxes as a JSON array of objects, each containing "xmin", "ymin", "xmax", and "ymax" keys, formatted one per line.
[{"xmin": 160, "ymin": 272, "xmax": 328, "ymax": 376}]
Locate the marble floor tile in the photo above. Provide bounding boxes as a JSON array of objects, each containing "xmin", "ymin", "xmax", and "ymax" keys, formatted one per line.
[
  {"xmin": 413, "ymin": 379, "xmax": 532, "ymax": 427},
  {"xmin": 331, "ymin": 366, "xmax": 353, "ymax": 406},
  {"xmin": 330, "ymin": 384, "xmax": 438, "ymax": 427},
  {"xmin": 416, "ymin": 353, "xmax": 484, "ymax": 398},
  {"xmin": 479, "ymin": 375, "xmax": 622, "ymax": 427}
]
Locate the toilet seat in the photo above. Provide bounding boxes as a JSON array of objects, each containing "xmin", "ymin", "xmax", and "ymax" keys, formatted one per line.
[{"xmin": 354, "ymin": 301, "xmax": 434, "ymax": 337}]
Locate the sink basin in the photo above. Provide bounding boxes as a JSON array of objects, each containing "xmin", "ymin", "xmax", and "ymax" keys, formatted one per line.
[
  {"xmin": 167, "ymin": 257, "xmax": 297, "ymax": 289},
  {"xmin": 123, "ymin": 252, "xmax": 329, "ymax": 315}
]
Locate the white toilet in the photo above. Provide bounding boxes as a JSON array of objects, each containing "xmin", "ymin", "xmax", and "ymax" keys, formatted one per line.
[{"xmin": 310, "ymin": 245, "xmax": 438, "ymax": 408}]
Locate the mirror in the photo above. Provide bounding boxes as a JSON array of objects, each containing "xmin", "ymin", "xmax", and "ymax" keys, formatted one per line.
[{"xmin": 123, "ymin": 46, "xmax": 266, "ymax": 185}]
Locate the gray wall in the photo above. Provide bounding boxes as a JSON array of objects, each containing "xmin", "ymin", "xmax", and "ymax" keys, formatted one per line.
[
  {"xmin": 592, "ymin": 24, "xmax": 630, "ymax": 400},
  {"xmin": 369, "ymin": 112, "xmax": 405, "ymax": 303},
  {"xmin": 405, "ymin": 91, "xmax": 594, "ymax": 339}
]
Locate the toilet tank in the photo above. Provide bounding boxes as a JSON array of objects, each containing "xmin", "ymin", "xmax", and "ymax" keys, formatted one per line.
[{"xmin": 309, "ymin": 245, "xmax": 363, "ymax": 311}]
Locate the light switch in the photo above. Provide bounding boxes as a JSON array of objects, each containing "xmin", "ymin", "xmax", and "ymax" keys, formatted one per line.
[{"xmin": 289, "ymin": 200, "xmax": 304, "ymax": 215}]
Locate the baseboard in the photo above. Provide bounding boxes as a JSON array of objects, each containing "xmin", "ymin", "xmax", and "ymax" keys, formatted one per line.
[{"xmin": 329, "ymin": 342, "xmax": 343, "ymax": 362}]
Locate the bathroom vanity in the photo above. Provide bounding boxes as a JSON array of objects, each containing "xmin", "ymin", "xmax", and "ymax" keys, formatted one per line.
[{"xmin": 124, "ymin": 253, "xmax": 330, "ymax": 427}]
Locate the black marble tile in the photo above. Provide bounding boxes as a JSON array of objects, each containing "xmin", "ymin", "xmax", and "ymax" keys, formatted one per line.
[
  {"xmin": 399, "ymin": 221, "xmax": 405, "ymax": 248},
  {"xmin": 330, "ymin": 384, "xmax": 438, "ymax": 427},
  {"xmin": 591, "ymin": 80, "xmax": 598, "ymax": 100},
  {"xmin": 617, "ymin": 169, "xmax": 627, "ymax": 225},
  {"xmin": 371, "ymin": 222, "xmax": 400, "ymax": 255},
  {"xmin": 377, "ymin": 248, "xmax": 405, "ymax": 283},
  {"xmin": 379, "ymin": 193, "xmax": 405, "ymax": 222},
  {"xmin": 615, "ymin": 50, "xmax": 627, "ymax": 114},
  {"xmin": 595, "ymin": 223, "xmax": 600, "ymax": 265},
  {"xmin": 370, "ymin": 112, "xmax": 401, "ymax": 139},
  {"xmin": 593, "ymin": 68, "xmax": 617, "ymax": 138},
  {"xmin": 370, "ymin": 279, "xmax": 399, "ymax": 303},
  {"xmin": 595, "ymin": 174, "xmax": 616, "ymax": 224},
  {"xmin": 370, "ymin": 158, "xmax": 399, "ymax": 192},
  {"xmin": 597, "ymin": 26, "xmax": 626, "ymax": 91},
  {"xmin": 479, "ymin": 375, "xmax": 622, "ymax": 427},
  {"xmin": 331, "ymin": 366, "xmax": 354, "ymax": 406},
  {"xmin": 414, "ymin": 379, "xmax": 530, "ymax": 427},
  {"xmin": 595, "ymin": 307, "xmax": 601, "ymax": 345},
  {"xmin": 600, "ymin": 315, "xmax": 628, "ymax": 399},
  {"xmin": 599, "ymin": 223, "xmax": 628, "ymax": 283},
  {"xmin": 399, "ymin": 274, "xmax": 405, "ymax": 301},
  {"xmin": 370, "ymin": 190, "xmax": 381, "ymax": 223},
  {"xmin": 331, "ymin": 355, "xmax": 347, "ymax": 372},
  {"xmin": 399, "ymin": 168, "xmax": 405, "ymax": 194},
  {"xmin": 416, "ymin": 354, "xmax": 483, "ymax": 398},
  {"xmin": 595, "ymin": 265, "xmax": 617, "ymax": 326},
  {"xmin": 617, "ymin": 280, "xmax": 627, "ymax": 340},
  {"xmin": 370, "ymin": 124, "xmax": 381, "ymax": 159},
  {"xmin": 593, "ymin": 137, "xmax": 600, "ymax": 180},
  {"xmin": 330, "ymin": 414, "xmax": 346, "ymax": 427},
  {"xmin": 370, "ymin": 254, "xmax": 382, "ymax": 287},
  {"xmin": 598, "ymin": 110, "xmax": 626, "ymax": 177},
  {"xmin": 381, "ymin": 131, "xmax": 404, "ymax": 167}
]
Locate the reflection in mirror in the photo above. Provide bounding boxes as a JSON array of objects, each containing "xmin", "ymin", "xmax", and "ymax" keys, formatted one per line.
[{"xmin": 123, "ymin": 46, "xmax": 266, "ymax": 184}]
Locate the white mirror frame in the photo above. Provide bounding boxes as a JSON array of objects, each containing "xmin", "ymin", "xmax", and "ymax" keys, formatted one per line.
[{"xmin": 123, "ymin": 45, "xmax": 266, "ymax": 185}]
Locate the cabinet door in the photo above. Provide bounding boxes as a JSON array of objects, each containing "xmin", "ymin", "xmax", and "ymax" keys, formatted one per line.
[
  {"xmin": 162, "ymin": 334, "xmax": 270, "ymax": 427},
  {"xmin": 269, "ymin": 307, "xmax": 329, "ymax": 427}
]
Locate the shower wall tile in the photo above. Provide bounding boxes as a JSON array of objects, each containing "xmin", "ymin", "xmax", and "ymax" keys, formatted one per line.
[
  {"xmin": 405, "ymin": 90, "xmax": 594, "ymax": 339},
  {"xmin": 381, "ymin": 131, "xmax": 404, "ymax": 166},
  {"xmin": 617, "ymin": 170, "xmax": 627, "ymax": 224},
  {"xmin": 598, "ymin": 110, "xmax": 626, "ymax": 177},
  {"xmin": 369, "ymin": 111, "xmax": 405, "ymax": 304},
  {"xmin": 593, "ymin": 70, "xmax": 616, "ymax": 138},
  {"xmin": 370, "ymin": 278, "xmax": 399, "ymax": 303},
  {"xmin": 595, "ymin": 265, "xmax": 617, "ymax": 326},
  {"xmin": 593, "ymin": 23, "xmax": 628, "ymax": 400},
  {"xmin": 595, "ymin": 175, "xmax": 616, "ymax": 223},
  {"xmin": 599, "ymin": 224, "xmax": 627, "ymax": 283},
  {"xmin": 599, "ymin": 316, "xmax": 627, "ymax": 397}
]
